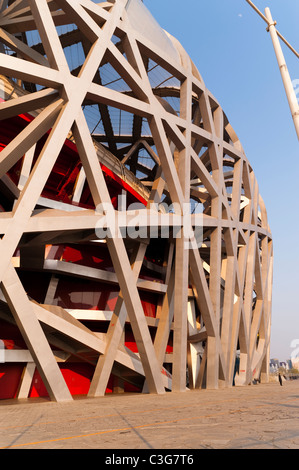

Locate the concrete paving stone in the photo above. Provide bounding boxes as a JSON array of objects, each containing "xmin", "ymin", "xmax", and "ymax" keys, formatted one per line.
[{"xmin": 0, "ymin": 380, "xmax": 298, "ymax": 450}]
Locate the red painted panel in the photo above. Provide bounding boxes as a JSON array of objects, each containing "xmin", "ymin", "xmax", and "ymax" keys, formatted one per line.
[
  {"xmin": 0, "ymin": 320, "xmax": 27, "ymax": 350},
  {"xmin": 59, "ymin": 244, "xmax": 113, "ymax": 270},
  {"xmin": 0, "ymin": 98, "xmax": 169, "ymax": 399},
  {"xmin": 29, "ymin": 364, "xmax": 113, "ymax": 398},
  {"xmin": 124, "ymin": 382, "xmax": 141, "ymax": 393},
  {"xmin": 0, "ymin": 364, "xmax": 23, "ymax": 399},
  {"xmin": 0, "ymin": 110, "xmax": 147, "ymax": 209},
  {"xmin": 140, "ymin": 291, "xmax": 157, "ymax": 318}
]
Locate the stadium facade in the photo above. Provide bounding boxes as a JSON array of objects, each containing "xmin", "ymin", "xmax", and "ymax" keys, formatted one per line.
[{"xmin": 0, "ymin": 0, "xmax": 273, "ymax": 402}]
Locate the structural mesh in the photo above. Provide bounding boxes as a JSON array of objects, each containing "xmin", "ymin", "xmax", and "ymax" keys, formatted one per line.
[{"xmin": 0, "ymin": 0, "xmax": 273, "ymax": 401}]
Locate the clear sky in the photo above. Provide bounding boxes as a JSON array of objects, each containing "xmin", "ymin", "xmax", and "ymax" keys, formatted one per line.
[{"xmin": 144, "ymin": 0, "xmax": 299, "ymax": 361}]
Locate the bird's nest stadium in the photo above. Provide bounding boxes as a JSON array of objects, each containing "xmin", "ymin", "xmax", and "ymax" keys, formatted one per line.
[{"xmin": 0, "ymin": 0, "xmax": 273, "ymax": 402}]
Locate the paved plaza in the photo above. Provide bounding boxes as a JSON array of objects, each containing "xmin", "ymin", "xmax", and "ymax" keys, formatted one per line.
[{"xmin": 0, "ymin": 379, "xmax": 298, "ymax": 450}]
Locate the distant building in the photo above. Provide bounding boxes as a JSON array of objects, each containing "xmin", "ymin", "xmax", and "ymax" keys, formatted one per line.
[{"xmin": 270, "ymin": 358, "xmax": 280, "ymax": 372}]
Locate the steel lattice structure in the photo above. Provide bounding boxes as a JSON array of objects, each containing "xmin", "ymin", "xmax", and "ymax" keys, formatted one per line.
[{"xmin": 0, "ymin": 0, "xmax": 273, "ymax": 402}]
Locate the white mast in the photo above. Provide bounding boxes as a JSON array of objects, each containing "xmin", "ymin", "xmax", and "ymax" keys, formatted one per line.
[{"xmin": 246, "ymin": 1, "xmax": 299, "ymax": 141}]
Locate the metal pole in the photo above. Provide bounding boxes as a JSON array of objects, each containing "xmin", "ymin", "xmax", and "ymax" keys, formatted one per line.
[
  {"xmin": 264, "ymin": 7, "xmax": 299, "ymax": 141},
  {"xmin": 245, "ymin": 0, "xmax": 299, "ymax": 59}
]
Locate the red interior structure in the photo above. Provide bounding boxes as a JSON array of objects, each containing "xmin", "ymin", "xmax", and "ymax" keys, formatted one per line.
[{"xmin": 0, "ymin": 108, "xmax": 172, "ymax": 399}]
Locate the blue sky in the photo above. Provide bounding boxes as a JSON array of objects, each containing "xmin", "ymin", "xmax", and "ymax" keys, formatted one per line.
[{"xmin": 144, "ymin": 0, "xmax": 299, "ymax": 361}]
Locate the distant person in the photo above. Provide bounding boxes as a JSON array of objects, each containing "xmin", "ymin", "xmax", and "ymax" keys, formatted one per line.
[{"xmin": 278, "ymin": 373, "xmax": 283, "ymax": 386}]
